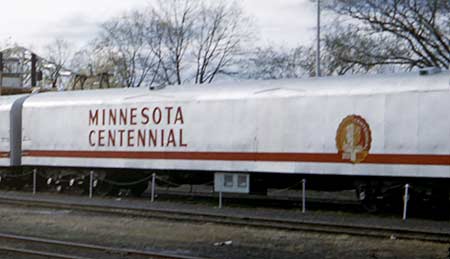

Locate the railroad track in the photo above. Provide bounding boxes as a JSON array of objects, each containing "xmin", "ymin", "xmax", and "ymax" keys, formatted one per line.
[
  {"xmin": 153, "ymin": 189, "xmax": 362, "ymax": 208},
  {"xmin": 0, "ymin": 194, "xmax": 448, "ymax": 244},
  {"xmin": 0, "ymin": 232, "xmax": 206, "ymax": 259}
]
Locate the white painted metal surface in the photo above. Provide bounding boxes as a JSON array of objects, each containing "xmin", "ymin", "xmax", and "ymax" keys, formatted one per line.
[
  {"xmin": 21, "ymin": 71, "xmax": 450, "ymax": 177},
  {"xmin": 0, "ymin": 94, "xmax": 28, "ymax": 166}
]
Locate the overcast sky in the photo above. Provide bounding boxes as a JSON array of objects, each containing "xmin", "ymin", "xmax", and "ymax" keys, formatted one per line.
[{"xmin": 0, "ymin": 0, "xmax": 317, "ymax": 53}]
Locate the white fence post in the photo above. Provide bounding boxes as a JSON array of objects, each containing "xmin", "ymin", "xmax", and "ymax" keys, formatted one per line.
[
  {"xmin": 403, "ymin": 184, "xmax": 410, "ymax": 220},
  {"xmin": 151, "ymin": 173, "xmax": 156, "ymax": 203},
  {"xmin": 89, "ymin": 170, "xmax": 94, "ymax": 199},
  {"xmin": 32, "ymin": 169, "xmax": 37, "ymax": 195},
  {"xmin": 302, "ymin": 179, "xmax": 306, "ymax": 213}
]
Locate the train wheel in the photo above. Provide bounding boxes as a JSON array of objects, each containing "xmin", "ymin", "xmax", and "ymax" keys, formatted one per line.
[
  {"xmin": 94, "ymin": 181, "xmax": 113, "ymax": 196},
  {"xmin": 356, "ymin": 184, "xmax": 380, "ymax": 213},
  {"xmin": 83, "ymin": 171, "xmax": 113, "ymax": 196},
  {"xmin": 82, "ymin": 178, "xmax": 113, "ymax": 196},
  {"xmin": 129, "ymin": 181, "xmax": 149, "ymax": 197},
  {"xmin": 429, "ymin": 188, "xmax": 450, "ymax": 219}
]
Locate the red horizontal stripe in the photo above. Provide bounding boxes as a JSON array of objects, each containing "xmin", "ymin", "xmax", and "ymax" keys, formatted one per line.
[
  {"xmin": 365, "ymin": 154, "xmax": 450, "ymax": 165},
  {"xmin": 0, "ymin": 152, "xmax": 10, "ymax": 158},
  {"xmin": 22, "ymin": 150, "xmax": 450, "ymax": 166}
]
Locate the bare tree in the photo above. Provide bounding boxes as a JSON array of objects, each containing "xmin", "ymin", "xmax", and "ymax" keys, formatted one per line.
[
  {"xmin": 241, "ymin": 42, "xmax": 379, "ymax": 80},
  {"xmin": 325, "ymin": 0, "xmax": 450, "ymax": 70},
  {"xmin": 44, "ymin": 38, "xmax": 73, "ymax": 88},
  {"xmin": 96, "ymin": 11, "xmax": 161, "ymax": 88},
  {"xmin": 192, "ymin": 1, "xmax": 252, "ymax": 84},
  {"xmin": 243, "ymin": 46, "xmax": 309, "ymax": 80},
  {"xmin": 148, "ymin": 0, "xmax": 254, "ymax": 85},
  {"xmin": 70, "ymin": 48, "xmax": 97, "ymax": 76},
  {"xmin": 90, "ymin": 0, "xmax": 253, "ymax": 88},
  {"xmin": 320, "ymin": 25, "xmax": 410, "ymax": 75},
  {"xmin": 0, "ymin": 37, "xmax": 15, "ymax": 51},
  {"xmin": 70, "ymin": 46, "xmax": 123, "ymax": 89},
  {"xmin": 152, "ymin": 0, "xmax": 197, "ymax": 85}
]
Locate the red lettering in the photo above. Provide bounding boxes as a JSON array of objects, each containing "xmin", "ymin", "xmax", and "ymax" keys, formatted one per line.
[
  {"xmin": 109, "ymin": 109, "xmax": 117, "ymax": 125},
  {"xmin": 89, "ymin": 130, "xmax": 96, "ymax": 146},
  {"xmin": 160, "ymin": 129, "xmax": 165, "ymax": 147},
  {"xmin": 149, "ymin": 130, "xmax": 157, "ymax": 146},
  {"xmin": 130, "ymin": 108, "xmax": 137, "ymax": 125},
  {"xmin": 179, "ymin": 129, "xmax": 187, "ymax": 147},
  {"xmin": 153, "ymin": 108, "xmax": 162, "ymax": 124},
  {"xmin": 88, "ymin": 107, "xmax": 188, "ymax": 149},
  {"xmin": 89, "ymin": 110, "xmax": 98, "ymax": 126},
  {"xmin": 118, "ymin": 129, "xmax": 125, "ymax": 146},
  {"xmin": 102, "ymin": 109, "xmax": 106, "ymax": 126},
  {"xmin": 167, "ymin": 129, "xmax": 176, "ymax": 147},
  {"xmin": 119, "ymin": 109, "xmax": 127, "ymax": 125},
  {"xmin": 98, "ymin": 130, "xmax": 105, "ymax": 147},
  {"xmin": 141, "ymin": 108, "xmax": 150, "ymax": 125},
  {"xmin": 127, "ymin": 130, "xmax": 135, "ymax": 147},
  {"xmin": 137, "ymin": 130, "xmax": 146, "ymax": 147},
  {"xmin": 174, "ymin": 107, "xmax": 184, "ymax": 124},
  {"xmin": 165, "ymin": 107, "xmax": 173, "ymax": 124},
  {"xmin": 108, "ymin": 131, "xmax": 116, "ymax": 146}
]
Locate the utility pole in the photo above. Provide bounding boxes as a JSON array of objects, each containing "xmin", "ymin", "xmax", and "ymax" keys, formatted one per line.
[{"xmin": 316, "ymin": 0, "xmax": 321, "ymax": 77}]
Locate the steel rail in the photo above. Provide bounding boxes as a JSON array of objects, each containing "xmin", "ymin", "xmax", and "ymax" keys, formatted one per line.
[
  {"xmin": 152, "ymin": 189, "xmax": 361, "ymax": 207},
  {"xmin": 0, "ymin": 246, "xmax": 91, "ymax": 259},
  {"xmin": 0, "ymin": 195, "xmax": 449, "ymax": 244},
  {"xmin": 0, "ymin": 232, "xmax": 209, "ymax": 259}
]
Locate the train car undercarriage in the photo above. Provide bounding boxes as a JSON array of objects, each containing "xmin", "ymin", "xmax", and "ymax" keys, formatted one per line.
[{"xmin": 0, "ymin": 167, "xmax": 448, "ymax": 215}]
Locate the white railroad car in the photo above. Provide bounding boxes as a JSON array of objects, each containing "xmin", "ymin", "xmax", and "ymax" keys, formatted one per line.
[{"xmin": 20, "ymin": 70, "xmax": 450, "ymax": 207}]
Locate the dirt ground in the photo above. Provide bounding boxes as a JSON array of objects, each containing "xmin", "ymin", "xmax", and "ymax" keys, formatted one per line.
[{"xmin": 0, "ymin": 204, "xmax": 447, "ymax": 259}]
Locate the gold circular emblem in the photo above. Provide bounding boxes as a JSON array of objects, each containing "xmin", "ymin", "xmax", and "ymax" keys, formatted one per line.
[{"xmin": 336, "ymin": 115, "xmax": 372, "ymax": 163}]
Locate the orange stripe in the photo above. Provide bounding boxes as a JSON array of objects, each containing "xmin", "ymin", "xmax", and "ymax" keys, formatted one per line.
[
  {"xmin": 22, "ymin": 150, "xmax": 450, "ymax": 166},
  {"xmin": 0, "ymin": 152, "xmax": 10, "ymax": 158}
]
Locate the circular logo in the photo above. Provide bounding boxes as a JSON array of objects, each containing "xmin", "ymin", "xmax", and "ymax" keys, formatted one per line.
[{"xmin": 336, "ymin": 115, "xmax": 372, "ymax": 163}]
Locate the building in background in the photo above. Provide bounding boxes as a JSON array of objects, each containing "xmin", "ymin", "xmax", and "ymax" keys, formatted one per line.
[{"xmin": 0, "ymin": 46, "xmax": 112, "ymax": 95}]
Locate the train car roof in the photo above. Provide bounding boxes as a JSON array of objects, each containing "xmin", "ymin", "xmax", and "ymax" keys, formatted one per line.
[
  {"xmin": 0, "ymin": 94, "xmax": 28, "ymax": 110},
  {"xmin": 23, "ymin": 70, "xmax": 450, "ymax": 106}
]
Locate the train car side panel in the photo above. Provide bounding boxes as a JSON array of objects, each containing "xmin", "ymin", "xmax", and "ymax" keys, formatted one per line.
[{"xmin": 21, "ymin": 72, "xmax": 450, "ymax": 178}]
